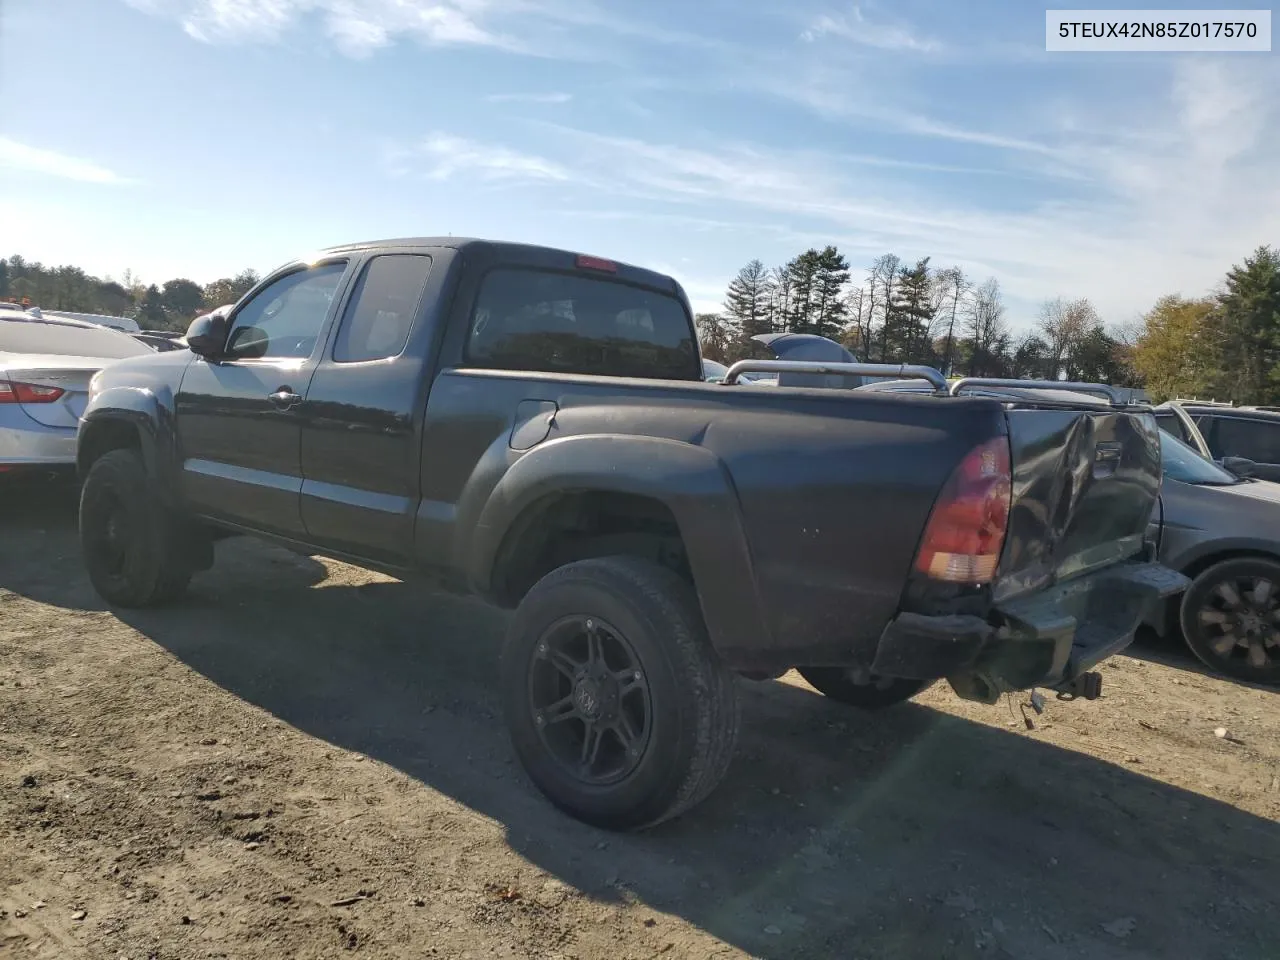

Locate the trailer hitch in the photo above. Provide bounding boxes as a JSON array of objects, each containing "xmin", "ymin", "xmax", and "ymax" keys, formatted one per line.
[{"xmin": 1054, "ymin": 671, "xmax": 1103, "ymax": 701}]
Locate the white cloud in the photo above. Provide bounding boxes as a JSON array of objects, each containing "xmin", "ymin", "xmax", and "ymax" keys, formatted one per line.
[
  {"xmin": 502, "ymin": 80, "xmax": 1280, "ymax": 324},
  {"xmin": 485, "ymin": 92, "xmax": 573, "ymax": 104},
  {"xmin": 388, "ymin": 134, "xmax": 570, "ymax": 182},
  {"xmin": 0, "ymin": 138, "xmax": 130, "ymax": 185},
  {"xmin": 802, "ymin": 6, "xmax": 940, "ymax": 53},
  {"xmin": 125, "ymin": 0, "xmax": 515, "ymax": 56}
]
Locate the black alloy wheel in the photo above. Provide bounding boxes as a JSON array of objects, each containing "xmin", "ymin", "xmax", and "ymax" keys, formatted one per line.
[
  {"xmin": 501, "ymin": 556, "xmax": 739, "ymax": 831},
  {"xmin": 1180, "ymin": 557, "xmax": 1280, "ymax": 686},
  {"xmin": 528, "ymin": 614, "xmax": 653, "ymax": 786}
]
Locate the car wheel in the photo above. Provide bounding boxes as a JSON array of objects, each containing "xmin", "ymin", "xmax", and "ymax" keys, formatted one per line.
[
  {"xmin": 501, "ymin": 556, "xmax": 739, "ymax": 831},
  {"xmin": 797, "ymin": 666, "xmax": 932, "ymax": 708},
  {"xmin": 79, "ymin": 449, "xmax": 194, "ymax": 607},
  {"xmin": 1180, "ymin": 557, "xmax": 1280, "ymax": 686}
]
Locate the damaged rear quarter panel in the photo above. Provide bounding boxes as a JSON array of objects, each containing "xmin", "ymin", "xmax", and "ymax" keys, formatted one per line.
[{"xmin": 995, "ymin": 407, "xmax": 1162, "ymax": 604}]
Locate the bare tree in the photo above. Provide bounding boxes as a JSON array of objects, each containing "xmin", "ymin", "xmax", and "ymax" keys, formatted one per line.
[
  {"xmin": 932, "ymin": 266, "xmax": 969, "ymax": 375},
  {"xmin": 965, "ymin": 278, "xmax": 1008, "ymax": 376},
  {"xmin": 766, "ymin": 265, "xmax": 791, "ymax": 335},
  {"xmin": 866, "ymin": 254, "xmax": 900, "ymax": 361},
  {"xmin": 842, "ymin": 285, "xmax": 867, "ymax": 357},
  {"xmin": 1038, "ymin": 297, "xmax": 1099, "ymax": 380}
]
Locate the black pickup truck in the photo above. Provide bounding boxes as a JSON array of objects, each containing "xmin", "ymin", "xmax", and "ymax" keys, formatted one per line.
[{"xmin": 76, "ymin": 238, "xmax": 1187, "ymax": 829}]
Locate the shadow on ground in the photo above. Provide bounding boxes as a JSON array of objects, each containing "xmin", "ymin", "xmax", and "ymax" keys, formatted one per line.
[
  {"xmin": 1129, "ymin": 626, "xmax": 1279, "ymax": 696},
  {"xmin": 4, "ymin": 484, "xmax": 1278, "ymax": 959}
]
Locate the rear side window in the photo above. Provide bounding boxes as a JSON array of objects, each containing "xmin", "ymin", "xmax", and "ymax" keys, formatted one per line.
[
  {"xmin": 333, "ymin": 254, "xmax": 433, "ymax": 363},
  {"xmin": 1209, "ymin": 417, "xmax": 1280, "ymax": 464},
  {"xmin": 464, "ymin": 269, "xmax": 700, "ymax": 380}
]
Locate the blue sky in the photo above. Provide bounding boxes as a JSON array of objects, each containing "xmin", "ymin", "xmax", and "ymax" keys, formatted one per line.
[{"xmin": 3, "ymin": 0, "xmax": 1278, "ymax": 328}]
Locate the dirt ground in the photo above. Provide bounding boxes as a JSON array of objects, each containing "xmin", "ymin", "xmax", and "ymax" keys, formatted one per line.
[{"xmin": 1, "ymin": 481, "xmax": 1277, "ymax": 960}]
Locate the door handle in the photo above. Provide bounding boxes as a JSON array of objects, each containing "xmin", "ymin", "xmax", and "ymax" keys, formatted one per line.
[{"xmin": 268, "ymin": 388, "xmax": 302, "ymax": 410}]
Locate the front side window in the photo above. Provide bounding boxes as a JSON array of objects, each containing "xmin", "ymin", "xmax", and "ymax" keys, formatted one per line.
[
  {"xmin": 464, "ymin": 269, "xmax": 699, "ymax": 380},
  {"xmin": 225, "ymin": 261, "xmax": 347, "ymax": 360},
  {"xmin": 333, "ymin": 255, "xmax": 432, "ymax": 363},
  {"xmin": 1160, "ymin": 431, "xmax": 1240, "ymax": 485}
]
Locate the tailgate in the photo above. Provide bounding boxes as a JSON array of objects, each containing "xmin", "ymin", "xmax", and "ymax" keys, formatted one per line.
[{"xmin": 994, "ymin": 405, "xmax": 1162, "ymax": 603}]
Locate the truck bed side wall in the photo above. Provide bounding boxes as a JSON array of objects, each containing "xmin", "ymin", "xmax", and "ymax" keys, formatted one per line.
[{"xmin": 414, "ymin": 370, "xmax": 1005, "ymax": 670}]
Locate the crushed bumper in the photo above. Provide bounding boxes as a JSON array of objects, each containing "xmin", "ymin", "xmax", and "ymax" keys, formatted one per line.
[{"xmin": 871, "ymin": 561, "xmax": 1190, "ymax": 704}]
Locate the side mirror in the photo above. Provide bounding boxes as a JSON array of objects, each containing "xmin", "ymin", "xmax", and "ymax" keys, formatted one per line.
[
  {"xmin": 186, "ymin": 311, "xmax": 230, "ymax": 359},
  {"xmin": 1220, "ymin": 456, "xmax": 1258, "ymax": 478}
]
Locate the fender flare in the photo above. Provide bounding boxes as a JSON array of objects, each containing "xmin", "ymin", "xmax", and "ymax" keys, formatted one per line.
[
  {"xmin": 78, "ymin": 386, "xmax": 181, "ymax": 503},
  {"xmin": 466, "ymin": 434, "xmax": 770, "ymax": 658}
]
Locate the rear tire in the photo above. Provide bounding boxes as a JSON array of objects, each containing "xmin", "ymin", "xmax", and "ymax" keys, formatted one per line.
[
  {"xmin": 798, "ymin": 666, "xmax": 931, "ymax": 708},
  {"xmin": 1179, "ymin": 557, "xmax": 1280, "ymax": 686},
  {"xmin": 501, "ymin": 556, "xmax": 739, "ymax": 831},
  {"xmin": 79, "ymin": 449, "xmax": 194, "ymax": 607}
]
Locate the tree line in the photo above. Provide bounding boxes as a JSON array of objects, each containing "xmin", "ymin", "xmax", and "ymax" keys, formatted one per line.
[
  {"xmin": 0, "ymin": 255, "xmax": 260, "ymax": 332},
  {"xmin": 697, "ymin": 247, "xmax": 1136, "ymax": 384},
  {"xmin": 7, "ymin": 241, "xmax": 1274, "ymax": 401},
  {"xmin": 1132, "ymin": 245, "xmax": 1280, "ymax": 404}
]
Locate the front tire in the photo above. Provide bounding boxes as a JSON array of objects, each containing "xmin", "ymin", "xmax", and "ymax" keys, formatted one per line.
[
  {"xmin": 1179, "ymin": 557, "xmax": 1280, "ymax": 686},
  {"xmin": 501, "ymin": 556, "xmax": 739, "ymax": 831},
  {"xmin": 798, "ymin": 666, "xmax": 931, "ymax": 708},
  {"xmin": 79, "ymin": 448, "xmax": 194, "ymax": 607}
]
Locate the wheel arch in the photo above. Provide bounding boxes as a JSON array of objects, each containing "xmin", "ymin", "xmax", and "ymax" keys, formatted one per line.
[
  {"xmin": 467, "ymin": 434, "xmax": 770, "ymax": 662},
  {"xmin": 78, "ymin": 387, "xmax": 180, "ymax": 506},
  {"xmin": 1155, "ymin": 542, "xmax": 1280, "ymax": 636}
]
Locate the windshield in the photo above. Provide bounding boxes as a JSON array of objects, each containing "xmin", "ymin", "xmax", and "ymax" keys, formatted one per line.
[
  {"xmin": 0, "ymin": 318, "xmax": 154, "ymax": 360},
  {"xmin": 1160, "ymin": 430, "xmax": 1240, "ymax": 485}
]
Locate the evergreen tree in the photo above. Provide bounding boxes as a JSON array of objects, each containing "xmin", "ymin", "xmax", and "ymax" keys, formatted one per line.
[
  {"xmin": 811, "ymin": 246, "xmax": 850, "ymax": 340},
  {"xmin": 1219, "ymin": 245, "xmax": 1280, "ymax": 403},
  {"xmin": 723, "ymin": 259, "xmax": 774, "ymax": 351},
  {"xmin": 1007, "ymin": 334, "xmax": 1048, "ymax": 379},
  {"xmin": 783, "ymin": 250, "xmax": 821, "ymax": 333},
  {"xmin": 882, "ymin": 258, "xmax": 934, "ymax": 362},
  {"xmin": 1071, "ymin": 325, "xmax": 1126, "ymax": 384},
  {"xmin": 138, "ymin": 284, "xmax": 168, "ymax": 328}
]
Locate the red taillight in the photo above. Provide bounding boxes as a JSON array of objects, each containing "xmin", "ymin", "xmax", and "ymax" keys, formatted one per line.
[
  {"xmin": 575, "ymin": 254, "xmax": 618, "ymax": 273},
  {"xmin": 0, "ymin": 380, "xmax": 66, "ymax": 404},
  {"xmin": 913, "ymin": 436, "xmax": 1011, "ymax": 584}
]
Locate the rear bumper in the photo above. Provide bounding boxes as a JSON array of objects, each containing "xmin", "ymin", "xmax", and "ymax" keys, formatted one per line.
[
  {"xmin": 872, "ymin": 560, "xmax": 1190, "ymax": 703},
  {"xmin": 0, "ymin": 418, "xmax": 77, "ymax": 466}
]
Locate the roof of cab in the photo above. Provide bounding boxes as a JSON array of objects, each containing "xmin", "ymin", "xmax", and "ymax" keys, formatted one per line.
[{"xmin": 317, "ymin": 237, "xmax": 684, "ymax": 297}]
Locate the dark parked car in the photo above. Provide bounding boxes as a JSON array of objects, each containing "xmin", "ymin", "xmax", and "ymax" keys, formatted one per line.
[
  {"xmin": 1144, "ymin": 425, "xmax": 1280, "ymax": 685},
  {"xmin": 76, "ymin": 238, "xmax": 1185, "ymax": 829},
  {"xmin": 1155, "ymin": 401, "xmax": 1280, "ymax": 483}
]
